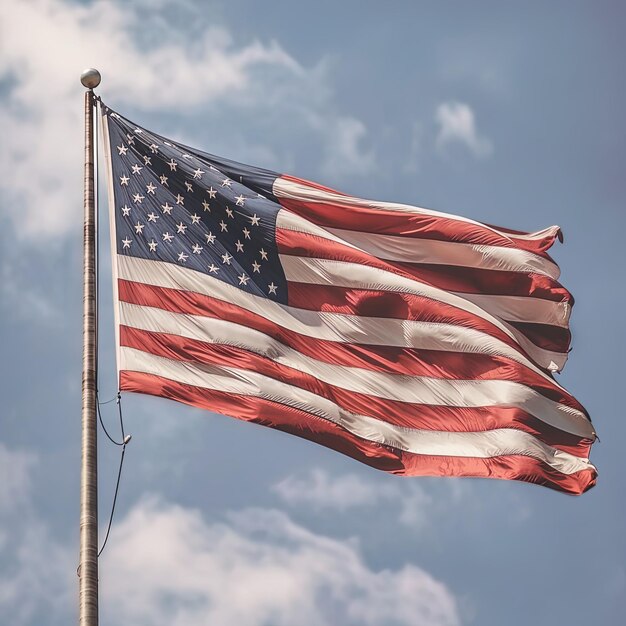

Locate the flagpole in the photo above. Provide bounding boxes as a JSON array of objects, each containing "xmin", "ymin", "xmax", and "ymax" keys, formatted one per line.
[{"xmin": 79, "ymin": 68, "xmax": 101, "ymax": 626}]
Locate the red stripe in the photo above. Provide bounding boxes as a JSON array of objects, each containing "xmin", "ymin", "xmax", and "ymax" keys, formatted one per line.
[
  {"xmin": 120, "ymin": 370, "xmax": 596, "ymax": 495},
  {"xmin": 120, "ymin": 326, "xmax": 591, "ymax": 457},
  {"xmin": 507, "ymin": 321, "xmax": 571, "ymax": 354},
  {"xmin": 276, "ymin": 191, "xmax": 560, "ymax": 258},
  {"xmin": 387, "ymin": 262, "xmax": 571, "ymax": 304},
  {"xmin": 118, "ymin": 279, "xmax": 585, "ymax": 414},
  {"xmin": 277, "ymin": 228, "xmax": 567, "ymax": 363}
]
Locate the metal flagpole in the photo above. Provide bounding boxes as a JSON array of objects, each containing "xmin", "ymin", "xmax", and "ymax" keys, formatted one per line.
[{"xmin": 79, "ymin": 68, "xmax": 101, "ymax": 626}]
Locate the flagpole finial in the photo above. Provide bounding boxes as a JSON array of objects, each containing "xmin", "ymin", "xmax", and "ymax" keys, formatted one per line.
[{"xmin": 80, "ymin": 68, "xmax": 101, "ymax": 90}]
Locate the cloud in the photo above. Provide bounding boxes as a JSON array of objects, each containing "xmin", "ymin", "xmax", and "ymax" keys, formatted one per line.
[
  {"xmin": 273, "ymin": 468, "xmax": 531, "ymax": 530},
  {"xmin": 0, "ymin": 443, "xmax": 37, "ymax": 513},
  {"xmin": 435, "ymin": 101, "xmax": 493, "ymax": 158},
  {"xmin": 273, "ymin": 468, "xmax": 379, "ymax": 511},
  {"xmin": 274, "ymin": 469, "xmax": 438, "ymax": 530},
  {"xmin": 317, "ymin": 116, "xmax": 376, "ymax": 179},
  {"xmin": 101, "ymin": 495, "xmax": 460, "ymax": 626},
  {"xmin": 0, "ymin": 441, "xmax": 460, "ymax": 626},
  {"xmin": 0, "ymin": 0, "xmax": 375, "ymax": 240},
  {"xmin": 0, "ymin": 444, "xmax": 72, "ymax": 626}
]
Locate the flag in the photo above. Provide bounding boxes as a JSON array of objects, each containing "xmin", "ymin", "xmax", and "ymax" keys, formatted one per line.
[{"xmin": 101, "ymin": 102, "xmax": 597, "ymax": 495}]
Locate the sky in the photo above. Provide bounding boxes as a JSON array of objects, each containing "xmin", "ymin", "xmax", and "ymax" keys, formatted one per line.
[{"xmin": 0, "ymin": 0, "xmax": 624, "ymax": 624}]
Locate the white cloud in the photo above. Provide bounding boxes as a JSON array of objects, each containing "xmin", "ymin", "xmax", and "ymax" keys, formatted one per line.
[
  {"xmin": 0, "ymin": 255, "xmax": 60, "ymax": 324},
  {"xmin": 318, "ymin": 116, "xmax": 376, "ymax": 179},
  {"xmin": 0, "ymin": 440, "xmax": 461, "ymax": 626},
  {"xmin": 435, "ymin": 101, "xmax": 493, "ymax": 158},
  {"xmin": 274, "ymin": 468, "xmax": 531, "ymax": 530},
  {"xmin": 273, "ymin": 468, "xmax": 379, "ymax": 511},
  {"xmin": 101, "ymin": 495, "xmax": 460, "ymax": 626},
  {"xmin": 0, "ymin": 444, "xmax": 72, "ymax": 626},
  {"xmin": 404, "ymin": 121, "xmax": 424, "ymax": 173},
  {"xmin": 0, "ymin": 0, "xmax": 375, "ymax": 240},
  {"xmin": 0, "ymin": 443, "xmax": 37, "ymax": 513},
  {"xmin": 274, "ymin": 468, "xmax": 437, "ymax": 530}
]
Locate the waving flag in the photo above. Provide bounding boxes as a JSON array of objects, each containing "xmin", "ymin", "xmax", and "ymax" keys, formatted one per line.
[{"xmin": 101, "ymin": 102, "xmax": 597, "ymax": 494}]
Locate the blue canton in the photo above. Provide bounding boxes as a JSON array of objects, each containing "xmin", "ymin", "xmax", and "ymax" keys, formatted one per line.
[{"xmin": 104, "ymin": 106, "xmax": 287, "ymax": 303}]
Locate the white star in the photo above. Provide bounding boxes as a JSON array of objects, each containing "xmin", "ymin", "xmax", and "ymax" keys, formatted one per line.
[
  {"xmin": 221, "ymin": 178, "xmax": 232, "ymax": 187},
  {"xmin": 235, "ymin": 194, "xmax": 245, "ymax": 206},
  {"xmin": 252, "ymin": 261, "xmax": 261, "ymax": 273},
  {"xmin": 202, "ymin": 200, "xmax": 211, "ymax": 212},
  {"xmin": 146, "ymin": 182, "xmax": 156, "ymax": 194},
  {"xmin": 221, "ymin": 252, "xmax": 232, "ymax": 265},
  {"xmin": 190, "ymin": 214, "xmax": 201, "ymax": 224},
  {"xmin": 126, "ymin": 134, "xmax": 135, "ymax": 145},
  {"xmin": 147, "ymin": 212, "xmax": 159, "ymax": 223},
  {"xmin": 235, "ymin": 240, "xmax": 244, "ymax": 253},
  {"xmin": 121, "ymin": 205, "xmax": 131, "ymax": 216},
  {"xmin": 238, "ymin": 273, "xmax": 250, "ymax": 286},
  {"xmin": 219, "ymin": 221, "xmax": 228, "ymax": 232},
  {"xmin": 249, "ymin": 213, "xmax": 260, "ymax": 226},
  {"xmin": 161, "ymin": 202, "xmax": 173, "ymax": 214},
  {"xmin": 207, "ymin": 187, "xmax": 217, "ymax": 198},
  {"xmin": 159, "ymin": 174, "xmax": 169, "ymax": 186},
  {"xmin": 259, "ymin": 248, "xmax": 268, "ymax": 260},
  {"xmin": 168, "ymin": 159, "xmax": 178, "ymax": 171},
  {"xmin": 268, "ymin": 282, "xmax": 278, "ymax": 295},
  {"xmin": 148, "ymin": 240, "xmax": 158, "ymax": 252},
  {"xmin": 131, "ymin": 164, "xmax": 143, "ymax": 175},
  {"xmin": 121, "ymin": 237, "xmax": 132, "ymax": 249},
  {"xmin": 117, "ymin": 144, "xmax": 128, "ymax": 155},
  {"xmin": 149, "ymin": 143, "xmax": 159, "ymax": 154},
  {"xmin": 225, "ymin": 207, "xmax": 234, "ymax": 218},
  {"xmin": 132, "ymin": 193, "xmax": 144, "ymax": 204},
  {"xmin": 120, "ymin": 175, "xmax": 129, "ymax": 186},
  {"xmin": 176, "ymin": 194, "xmax": 184, "ymax": 205},
  {"xmin": 134, "ymin": 222, "xmax": 144, "ymax": 234},
  {"xmin": 192, "ymin": 244, "xmax": 203, "ymax": 254},
  {"xmin": 134, "ymin": 128, "xmax": 143, "ymax": 134},
  {"xmin": 162, "ymin": 232, "xmax": 174, "ymax": 242},
  {"xmin": 176, "ymin": 222, "xmax": 187, "ymax": 234},
  {"xmin": 178, "ymin": 251, "xmax": 188, "ymax": 263},
  {"xmin": 193, "ymin": 168, "xmax": 205, "ymax": 179},
  {"xmin": 208, "ymin": 263, "xmax": 219, "ymax": 274},
  {"xmin": 143, "ymin": 155, "xmax": 152, "ymax": 166},
  {"xmin": 242, "ymin": 227, "xmax": 251, "ymax": 239},
  {"xmin": 182, "ymin": 153, "xmax": 193, "ymax": 160},
  {"xmin": 205, "ymin": 232, "xmax": 216, "ymax": 244},
  {"xmin": 185, "ymin": 181, "xmax": 193, "ymax": 192}
]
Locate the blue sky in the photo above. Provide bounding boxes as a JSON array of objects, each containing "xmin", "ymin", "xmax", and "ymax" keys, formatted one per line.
[{"xmin": 0, "ymin": 1, "xmax": 624, "ymax": 624}]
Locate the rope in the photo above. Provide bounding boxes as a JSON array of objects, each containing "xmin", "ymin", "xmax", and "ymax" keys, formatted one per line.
[{"xmin": 96, "ymin": 393, "xmax": 131, "ymax": 557}]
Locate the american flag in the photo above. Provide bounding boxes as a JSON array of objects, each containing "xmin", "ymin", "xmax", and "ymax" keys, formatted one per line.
[{"xmin": 101, "ymin": 102, "xmax": 597, "ymax": 495}]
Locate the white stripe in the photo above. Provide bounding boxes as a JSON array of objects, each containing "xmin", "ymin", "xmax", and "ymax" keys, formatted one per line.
[
  {"xmin": 502, "ymin": 225, "xmax": 561, "ymax": 242},
  {"xmin": 101, "ymin": 111, "xmax": 123, "ymax": 380},
  {"xmin": 273, "ymin": 177, "xmax": 562, "ymax": 256},
  {"xmin": 120, "ymin": 301, "xmax": 593, "ymax": 439},
  {"xmin": 279, "ymin": 255, "xmax": 568, "ymax": 372},
  {"xmin": 454, "ymin": 293, "xmax": 570, "ymax": 328},
  {"xmin": 323, "ymin": 226, "xmax": 560, "ymax": 279},
  {"xmin": 120, "ymin": 346, "xmax": 594, "ymax": 476},
  {"xmin": 278, "ymin": 210, "xmax": 568, "ymax": 326},
  {"xmin": 117, "ymin": 255, "xmax": 568, "ymax": 388}
]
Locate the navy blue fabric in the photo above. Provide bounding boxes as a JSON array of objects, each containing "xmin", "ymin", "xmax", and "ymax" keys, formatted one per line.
[{"xmin": 103, "ymin": 103, "xmax": 287, "ymax": 303}]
